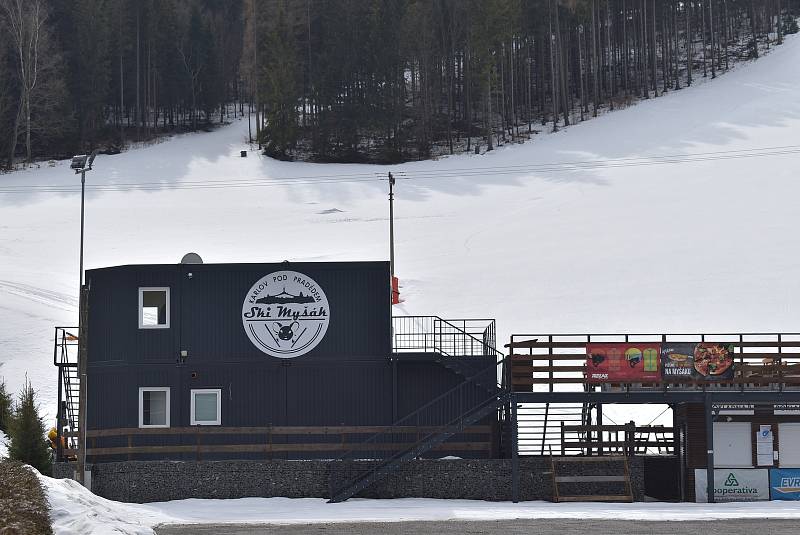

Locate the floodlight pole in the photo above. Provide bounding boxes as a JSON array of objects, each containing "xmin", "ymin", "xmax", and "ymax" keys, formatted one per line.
[
  {"xmin": 388, "ymin": 172, "xmax": 395, "ymax": 278},
  {"xmin": 72, "ymin": 150, "xmax": 97, "ymax": 487},
  {"xmin": 79, "ymin": 169, "xmax": 86, "ymax": 291}
]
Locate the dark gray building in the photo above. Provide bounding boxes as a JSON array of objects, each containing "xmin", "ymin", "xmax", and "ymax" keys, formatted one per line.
[{"xmin": 59, "ymin": 260, "xmax": 499, "ymax": 464}]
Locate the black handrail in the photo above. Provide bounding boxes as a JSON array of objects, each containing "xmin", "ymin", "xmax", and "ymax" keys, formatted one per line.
[{"xmin": 392, "ymin": 316, "xmax": 501, "ymax": 359}]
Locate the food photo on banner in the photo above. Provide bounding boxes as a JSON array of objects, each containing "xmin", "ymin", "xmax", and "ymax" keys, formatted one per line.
[
  {"xmin": 770, "ymin": 469, "xmax": 800, "ymax": 501},
  {"xmin": 586, "ymin": 343, "xmax": 661, "ymax": 383},
  {"xmin": 661, "ymin": 342, "xmax": 735, "ymax": 381}
]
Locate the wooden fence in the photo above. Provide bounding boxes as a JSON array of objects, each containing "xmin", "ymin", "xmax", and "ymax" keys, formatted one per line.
[{"xmin": 65, "ymin": 425, "xmax": 492, "ymax": 460}]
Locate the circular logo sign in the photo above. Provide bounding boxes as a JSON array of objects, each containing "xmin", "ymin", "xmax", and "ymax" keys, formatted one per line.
[{"xmin": 241, "ymin": 270, "xmax": 330, "ymax": 358}]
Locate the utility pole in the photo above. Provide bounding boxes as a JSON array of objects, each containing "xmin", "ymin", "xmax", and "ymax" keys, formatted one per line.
[
  {"xmin": 70, "ymin": 150, "xmax": 98, "ymax": 487},
  {"xmin": 388, "ymin": 172, "xmax": 395, "ymax": 279}
]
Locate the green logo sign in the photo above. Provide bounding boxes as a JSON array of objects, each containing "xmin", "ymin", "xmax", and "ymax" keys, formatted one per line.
[{"xmin": 724, "ymin": 473, "xmax": 739, "ymax": 487}]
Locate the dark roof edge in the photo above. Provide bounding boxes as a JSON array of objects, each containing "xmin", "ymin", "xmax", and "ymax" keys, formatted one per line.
[{"xmin": 86, "ymin": 260, "xmax": 389, "ymax": 274}]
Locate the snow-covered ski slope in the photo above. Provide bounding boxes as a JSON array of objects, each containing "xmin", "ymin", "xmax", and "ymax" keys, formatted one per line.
[{"xmin": 2, "ymin": 33, "xmax": 800, "ymax": 426}]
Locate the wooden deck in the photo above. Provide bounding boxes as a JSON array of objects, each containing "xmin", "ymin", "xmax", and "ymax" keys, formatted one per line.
[{"xmin": 506, "ymin": 334, "xmax": 800, "ymax": 391}]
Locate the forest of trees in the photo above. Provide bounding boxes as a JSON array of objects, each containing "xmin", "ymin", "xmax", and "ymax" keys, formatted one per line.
[
  {"xmin": 1, "ymin": 1, "xmax": 798, "ymax": 168},
  {"xmin": 0, "ymin": 0, "xmax": 244, "ymax": 169}
]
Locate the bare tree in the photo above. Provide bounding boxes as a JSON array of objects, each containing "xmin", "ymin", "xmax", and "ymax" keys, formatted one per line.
[
  {"xmin": 1, "ymin": 0, "xmax": 49, "ymax": 166},
  {"xmin": 178, "ymin": 43, "xmax": 203, "ymax": 132}
]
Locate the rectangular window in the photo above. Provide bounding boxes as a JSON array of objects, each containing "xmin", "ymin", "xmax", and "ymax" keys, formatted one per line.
[
  {"xmin": 139, "ymin": 287, "xmax": 170, "ymax": 329},
  {"xmin": 191, "ymin": 389, "xmax": 221, "ymax": 426},
  {"xmin": 139, "ymin": 387, "xmax": 170, "ymax": 428}
]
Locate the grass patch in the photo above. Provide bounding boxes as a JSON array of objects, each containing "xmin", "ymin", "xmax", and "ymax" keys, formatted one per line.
[{"xmin": 0, "ymin": 460, "xmax": 53, "ymax": 535}]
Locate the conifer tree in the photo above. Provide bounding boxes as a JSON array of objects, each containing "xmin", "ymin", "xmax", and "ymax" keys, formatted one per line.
[
  {"xmin": 8, "ymin": 380, "xmax": 52, "ymax": 476},
  {"xmin": 259, "ymin": 0, "xmax": 299, "ymax": 159},
  {"xmin": 0, "ymin": 378, "xmax": 11, "ymax": 435}
]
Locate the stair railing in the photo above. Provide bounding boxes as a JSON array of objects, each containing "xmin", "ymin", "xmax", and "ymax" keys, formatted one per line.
[
  {"xmin": 53, "ymin": 327, "xmax": 79, "ymax": 458},
  {"xmin": 328, "ymin": 352, "xmax": 509, "ymax": 502},
  {"xmin": 392, "ymin": 316, "xmax": 500, "ymax": 360}
]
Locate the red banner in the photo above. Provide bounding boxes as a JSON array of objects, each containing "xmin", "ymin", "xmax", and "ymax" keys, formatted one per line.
[{"xmin": 586, "ymin": 343, "xmax": 661, "ymax": 383}]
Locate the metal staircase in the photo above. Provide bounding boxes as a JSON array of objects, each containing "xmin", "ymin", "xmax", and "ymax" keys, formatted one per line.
[
  {"xmin": 328, "ymin": 317, "xmax": 506, "ymax": 503},
  {"xmin": 328, "ymin": 386, "xmax": 510, "ymax": 503},
  {"xmin": 54, "ymin": 327, "xmax": 80, "ymax": 456}
]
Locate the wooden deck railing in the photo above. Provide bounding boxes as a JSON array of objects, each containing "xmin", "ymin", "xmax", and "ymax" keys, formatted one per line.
[
  {"xmin": 507, "ymin": 334, "xmax": 800, "ymax": 391},
  {"xmin": 71, "ymin": 425, "xmax": 492, "ymax": 459},
  {"xmin": 560, "ymin": 423, "xmax": 676, "ymax": 456}
]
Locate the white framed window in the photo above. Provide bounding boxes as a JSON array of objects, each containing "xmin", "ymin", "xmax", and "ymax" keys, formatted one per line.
[
  {"xmin": 139, "ymin": 287, "xmax": 170, "ymax": 329},
  {"xmin": 190, "ymin": 389, "xmax": 221, "ymax": 426},
  {"xmin": 139, "ymin": 387, "xmax": 170, "ymax": 428}
]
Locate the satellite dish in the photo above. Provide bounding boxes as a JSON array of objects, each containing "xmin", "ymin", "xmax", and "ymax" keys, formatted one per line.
[{"xmin": 181, "ymin": 252, "xmax": 203, "ymax": 264}]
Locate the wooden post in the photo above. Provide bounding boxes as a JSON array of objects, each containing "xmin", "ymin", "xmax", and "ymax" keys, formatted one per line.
[
  {"xmin": 626, "ymin": 421, "xmax": 635, "ymax": 457},
  {"xmin": 196, "ymin": 430, "xmax": 202, "ymax": 461},
  {"xmin": 76, "ymin": 284, "xmax": 89, "ymax": 486}
]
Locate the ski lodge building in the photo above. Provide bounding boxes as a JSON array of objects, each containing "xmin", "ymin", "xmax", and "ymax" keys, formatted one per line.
[{"xmin": 53, "ymin": 258, "xmax": 800, "ymax": 503}]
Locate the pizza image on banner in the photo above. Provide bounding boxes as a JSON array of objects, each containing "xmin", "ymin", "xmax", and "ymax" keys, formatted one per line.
[
  {"xmin": 661, "ymin": 342, "xmax": 735, "ymax": 381},
  {"xmin": 586, "ymin": 343, "xmax": 661, "ymax": 383}
]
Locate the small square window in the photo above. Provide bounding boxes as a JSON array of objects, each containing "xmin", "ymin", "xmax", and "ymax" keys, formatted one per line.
[
  {"xmin": 191, "ymin": 389, "xmax": 221, "ymax": 426},
  {"xmin": 139, "ymin": 387, "xmax": 170, "ymax": 428},
  {"xmin": 139, "ymin": 287, "xmax": 170, "ymax": 329}
]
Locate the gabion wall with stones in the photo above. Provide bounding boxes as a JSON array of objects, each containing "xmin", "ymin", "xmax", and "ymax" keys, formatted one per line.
[{"xmin": 53, "ymin": 457, "xmax": 644, "ymax": 503}]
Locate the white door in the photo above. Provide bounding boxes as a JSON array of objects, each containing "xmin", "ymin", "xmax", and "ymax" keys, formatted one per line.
[
  {"xmin": 779, "ymin": 423, "xmax": 800, "ymax": 467},
  {"xmin": 713, "ymin": 422, "xmax": 752, "ymax": 467}
]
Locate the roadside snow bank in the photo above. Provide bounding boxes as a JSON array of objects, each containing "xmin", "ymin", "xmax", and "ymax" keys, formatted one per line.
[
  {"xmin": 39, "ymin": 474, "xmax": 174, "ymax": 535},
  {"xmin": 147, "ymin": 497, "xmax": 800, "ymax": 524},
  {"xmin": 0, "ymin": 431, "xmax": 8, "ymax": 458},
  {"xmin": 37, "ymin": 473, "xmax": 800, "ymax": 534}
]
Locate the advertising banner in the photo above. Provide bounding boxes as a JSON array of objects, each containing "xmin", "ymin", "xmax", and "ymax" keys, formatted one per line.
[
  {"xmin": 661, "ymin": 343, "xmax": 735, "ymax": 382},
  {"xmin": 695, "ymin": 469, "xmax": 770, "ymax": 502},
  {"xmin": 770, "ymin": 469, "xmax": 800, "ymax": 501},
  {"xmin": 586, "ymin": 343, "xmax": 661, "ymax": 383}
]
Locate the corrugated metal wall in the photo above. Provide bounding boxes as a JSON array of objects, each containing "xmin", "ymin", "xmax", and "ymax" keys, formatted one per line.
[{"xmin": 84, "ymin": 261, "xmax": 495, "ymax": 461}]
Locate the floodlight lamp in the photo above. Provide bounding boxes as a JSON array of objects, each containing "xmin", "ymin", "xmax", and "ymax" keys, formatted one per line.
[{"xmin": 71, "ymin": 154, "xmax": 88, "ymax": 170}]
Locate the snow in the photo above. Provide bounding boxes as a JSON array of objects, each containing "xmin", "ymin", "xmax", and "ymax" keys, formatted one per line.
[
  {"xmin": 37, "ymin": 472, "xmax": 800, "ymax": 534},
  {"xmin": 0, "ymin": 430, "xmax": 8, "ymax": 458},
  {"xmin": 2, "ymin": 31, "xmax": 800, "ymax": 431},
  {"xmin": 1, "ymin": 27, "xmax": 797, "ymax": 535},
  {"xmin": 42, "ymin": 474, "xmax": 173, "ymax": 535}
]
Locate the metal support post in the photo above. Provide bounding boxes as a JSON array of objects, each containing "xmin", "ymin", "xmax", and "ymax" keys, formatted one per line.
[
  {"xmin": 76, "ymin": 285, "xmax": 89, "ymax": 486},
  {"xmin": 391, "ymin": 358, "xmax": 397, "ymax": 422},
  {"xmin": 597, "ymin": 403, "xmax": 604, "ymax": 456},
  {"xmin": 55, "ymin": 367, "xmax": 63, "ymax": 462},
  {"xmin": 511, "ymin": 394, "xmax": 520, "ymax": 503},
  {"xmin": 388, "ymin": 172, "xmax": 395, "ymax": 278},
  {"xmin": 705, "ymin": 394, "xmax": 715, "ymax": 503}
]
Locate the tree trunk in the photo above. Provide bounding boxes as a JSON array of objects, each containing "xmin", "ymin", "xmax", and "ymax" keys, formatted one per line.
[
  {"xmin": 709, "ymin": 0, "xmax": 716, "ymax": 78},
  {"xmin": 750, "ymin": 0, "xmax": 759, "ymax": 58},
  {"xmin": 592, "ymin": 0, "xmax": 599, "ymax": 116}
]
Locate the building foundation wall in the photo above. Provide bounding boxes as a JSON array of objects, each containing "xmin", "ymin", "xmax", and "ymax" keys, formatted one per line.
[{"xmin": 53, "ymin": 457, "xmax": 644, "ymax": 503}]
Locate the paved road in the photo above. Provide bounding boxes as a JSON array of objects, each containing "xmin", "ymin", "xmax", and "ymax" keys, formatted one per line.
[{"xmin": 155, "ymin": 519, "xmax": 800, "ymax": 535}]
